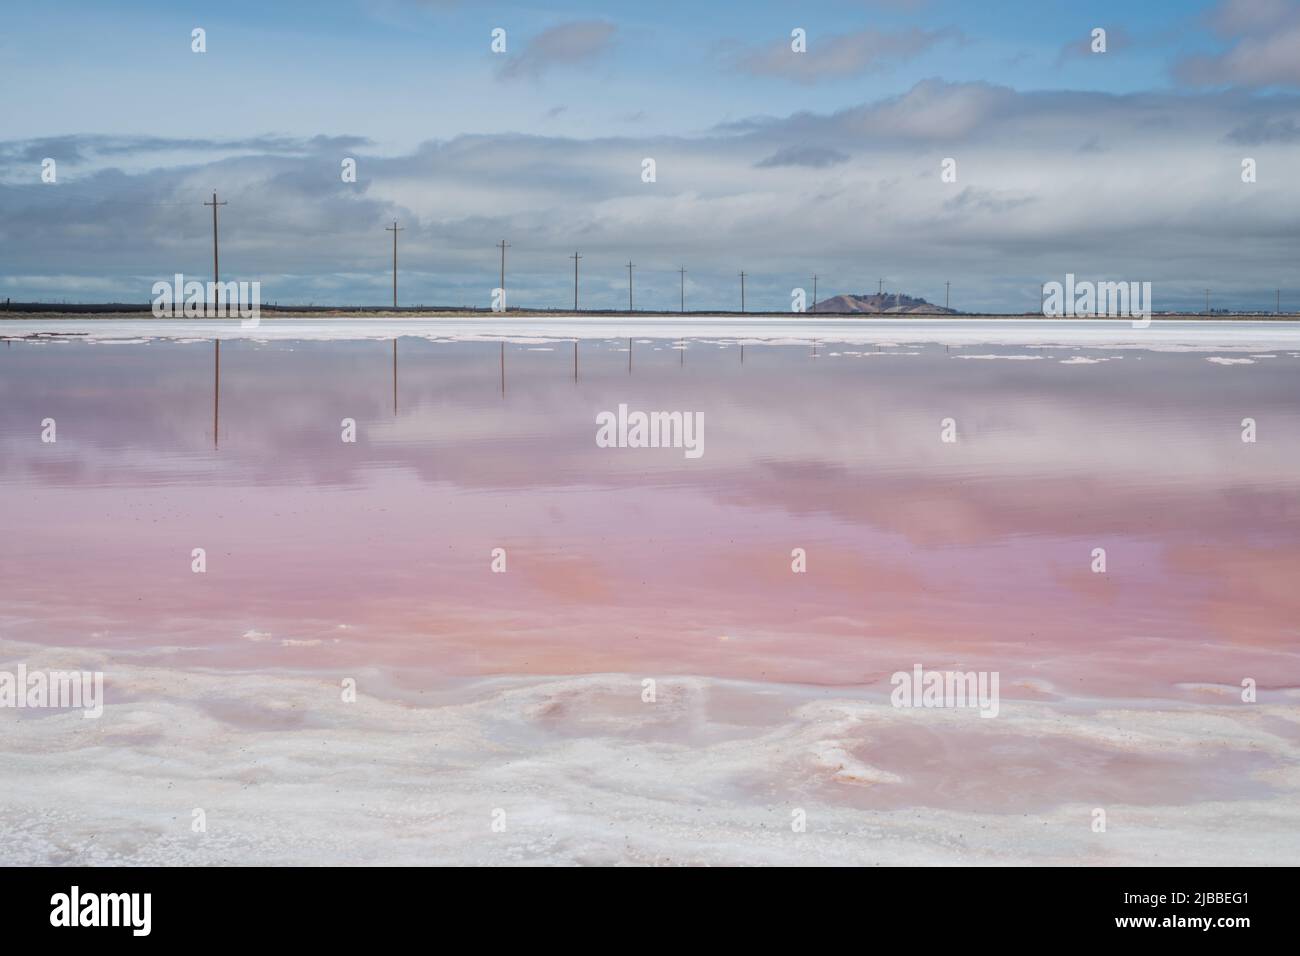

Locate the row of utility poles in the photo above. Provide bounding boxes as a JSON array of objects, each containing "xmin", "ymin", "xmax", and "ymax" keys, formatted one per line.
[
  {"xmin": 197, "ymin": 196, "xmax": 1284, "ymax": 316},
  {"xmin": 384, "ymin": 223, "xmax": 825, "ymax": 312},
  {"xmin": 243, "ymin": 207, "xmax": 931, "ymax": 312},
  {"xmin": 1197, "ymin": 288, "xmax": 1283, "ymax": 314}
]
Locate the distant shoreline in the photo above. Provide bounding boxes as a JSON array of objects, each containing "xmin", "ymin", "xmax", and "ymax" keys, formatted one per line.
[{"xmin": 3, "ymin": 307, "xmax": 1298, "ymax": 321}]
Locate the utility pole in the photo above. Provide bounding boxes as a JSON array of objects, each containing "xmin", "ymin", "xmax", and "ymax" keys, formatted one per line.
[
  {"xmin": 569, "ymin": 252, "xmax": 582, "ymax": 311},
  {"xmin": 203, "ymin": 191, "xmax": 227, "ymax": 285},
  {"xmin": 678, "ymin": 267, "xmax": 686, "ymax": 313},
  {"xmin": 878, "ymin": 277, "xmax": 883, "ymax": 296},
  {"xmin": 739, "ymin": 271, "xmax": 746, "ymax": 313},
  {"xmin": 1205, "ymin": 288, "xmax": 1211, "ymax": 315},
  {"xmin": 945, "ymin": 281, "xmax": 950, "ymax": 310},
  {"xmin": 497, "ymin": 240, "xmax": 510, "ymax": 310},
  {"xmin": 1278, "ymin": 289, "xmax": 1281, "ymax": 315},
  {"xmin": 385, "ymin": 220, "xmax": 403, "ymax": 308},
  {"xmin": 811, "ymin": 274, "xmax": 818, "ymax": 313},
  {"xmin": 627, "ymin": 260, "xmax": 635, "ymax": 312}
]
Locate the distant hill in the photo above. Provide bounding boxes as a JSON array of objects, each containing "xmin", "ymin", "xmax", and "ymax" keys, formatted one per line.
[{"xmin": 812, "ymin": 292, "xmax": 956, "ymax": 314}]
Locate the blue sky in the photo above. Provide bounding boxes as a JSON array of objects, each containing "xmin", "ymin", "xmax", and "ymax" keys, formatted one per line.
[
  {"xmin": 3, "ymin": 0, "xmax": 1300, "ymax": 311},
  {"xmin": 3, "ymin": 0, "xmax": 1221, "ymax": 144}
]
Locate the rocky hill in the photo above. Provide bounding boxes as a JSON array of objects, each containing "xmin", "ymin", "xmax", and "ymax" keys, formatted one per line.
[{"xmin": 812, "ymin": 293, "xmax": 955, "ymax": 314}]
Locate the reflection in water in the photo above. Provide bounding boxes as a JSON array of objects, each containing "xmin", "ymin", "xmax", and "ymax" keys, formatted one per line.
[
  {"xmin": 2, "ymin": 330, "xmax": 1299, "ymax": 694},
  {"xmin": 2, "ymin": 324, "xmax": 1300, "ymax": 863}
]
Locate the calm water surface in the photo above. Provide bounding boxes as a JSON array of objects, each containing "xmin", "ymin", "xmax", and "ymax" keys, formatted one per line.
[{"xmin": 3, "ymin": 323, "xmax": 1297, "ymax": 697}]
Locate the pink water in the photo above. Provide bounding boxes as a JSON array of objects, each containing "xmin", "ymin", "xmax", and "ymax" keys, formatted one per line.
[
  {"xmin": 2, "ymin": 324, "xmax": 1298, "ymax": 863},
  {"xmin": 4, "ymin": 333, "xmax": 1296, "ymax": 695}
]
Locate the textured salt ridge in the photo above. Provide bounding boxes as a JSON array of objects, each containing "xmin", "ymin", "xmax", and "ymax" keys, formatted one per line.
[{"xmin": 2, "ymin": 642, "xmax": 1297, "ymax": 865}]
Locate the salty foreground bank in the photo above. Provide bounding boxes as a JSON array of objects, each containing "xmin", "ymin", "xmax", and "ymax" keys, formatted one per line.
[{"xmin": 3, "ymin": 642, "xmax": 1298, "ymax": 866}]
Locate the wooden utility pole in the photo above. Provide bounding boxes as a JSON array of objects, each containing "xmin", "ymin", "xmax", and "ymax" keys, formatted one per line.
[
  {"xmin": 626, "ymin": 260, "xmax": 635, "ymax": 312},
  {"xmin": 878, "ymin": 277, "xmax": 883, "ymax": 295},
  {"xmin": 945, "ymin": 281, "xmax": 950, "ymax": 310},
  {"xmin": 203, "ymin": 192, "xmax": 227, "ymax": 284},
  {"xmin": 811, "ymin": 274, "xmax": 818, "ymax": 313},
  {"xmin": 497, "ymin": 240, "xmax": 510, "ymax": 310},
  {"xmin": 385, "ymin": 221, "xmax": 403, "ymax": 308},
  {"xmin": 569, "ymin": 252, "xmax": 582, "ymax": 310},
  {"xmin": 739, "ymin": 271, "xmax": 747, "ymax": 313},
  {"xmin": 678, "ymin": 267, "xmax": 686, "ymax": 313}
]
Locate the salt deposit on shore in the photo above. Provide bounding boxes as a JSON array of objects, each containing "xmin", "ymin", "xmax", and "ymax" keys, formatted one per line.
[
  {"xmin": 4, "ymin": 316, "xmax": 1300, "ymax": 352},
  {"xmin": 2, "ymin": 642, "xmax": 1296, "ymax": 866}
]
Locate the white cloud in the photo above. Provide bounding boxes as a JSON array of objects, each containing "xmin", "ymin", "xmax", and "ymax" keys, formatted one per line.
[
  {"xmin": 1176, "ymin": 0, "xmax": 1300, "ymax": 87},
  {"xmin": 734, "ymin": 28, "xmax": 960, "ymax": 84},
  {"xmin": 4, "ymin": 80, "xmax": 1300, "ymax": 310},
  {"xmin": 498, "ymin": 21, "xmax": 617, "ymax": 81}
]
